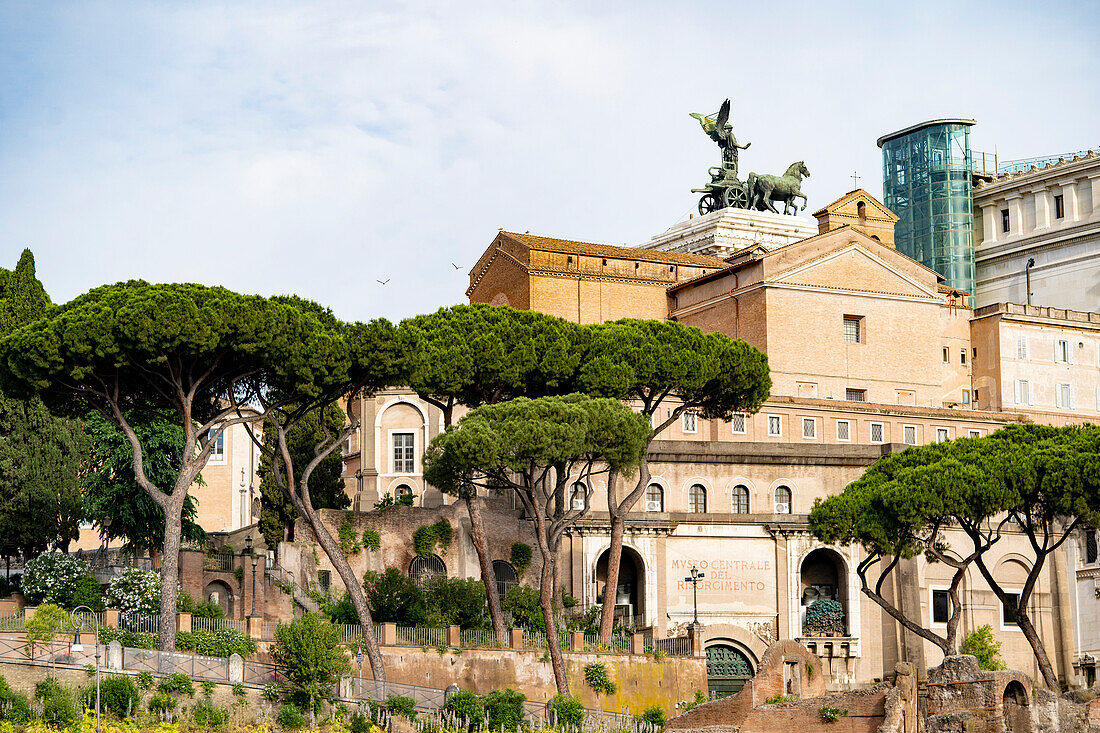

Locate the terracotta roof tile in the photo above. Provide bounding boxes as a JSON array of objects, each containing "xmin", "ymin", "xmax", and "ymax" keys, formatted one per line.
[{"xmin": 501, "ymin": 231, "xmax": 726, "ymax": 268}]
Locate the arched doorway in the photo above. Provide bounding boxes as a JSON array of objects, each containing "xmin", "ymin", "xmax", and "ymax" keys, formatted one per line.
[
  {"xmin": 595, "ymin": 547, "xmax": 645, "ymax": 627},
  {"xmin": 204, "ymin": 580, "xmax": 234, "ymax": 618},
  {"xmin": 800, "ymin": 549, "xmax": 847, "ymax": 635},
  {"xmin": 1003, "ymin": 680, "xmax": 1030, "ymax": 733},
  {"xmin": 493, "ymin": 560, "xmax": 518, "ymax": 599},
  {"xmin": 705, "ymin": 643, "xmax": 754, "ymax": 698},
  {"xmin": 409, "ymin": 555, "xmax": 446, "ymax": 585}
]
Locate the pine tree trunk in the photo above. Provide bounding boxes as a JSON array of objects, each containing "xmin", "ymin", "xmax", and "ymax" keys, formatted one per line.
[
  {"xmin": 301, "ymin": 506, "xmax": 386, "ymax": 681},
  {"xmin": 158, "ymin": 493, "xmax": 185, "ymax": 654},
  {"xmin": 598, "ymin": 514, "xmax": 625, "ymax": 642},
  {"xmin": 531, "ymin": 496, "xmax": 569, "ymax": 695},
  {"xmin": 1017, "ymin": 609, "xmax": 1058, "ymax": 688},
  {"xmin": 465, "ymin": 496, "xmax": 508, "ymax": 645}
]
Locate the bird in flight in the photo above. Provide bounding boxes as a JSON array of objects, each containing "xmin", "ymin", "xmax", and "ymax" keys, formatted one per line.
[{"xmin": 377, "ymin": 279, "xmax": 390, "ymax": 285}]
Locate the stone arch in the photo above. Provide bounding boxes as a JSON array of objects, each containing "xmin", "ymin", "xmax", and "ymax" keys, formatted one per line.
[
  {"xmin": 799, "ymin": 548, "xmax": 848, "ymax": 634},
  {"xmin": 204, "ymin": 580, "xmax": 234, "ymax": 618},
  {"xmin": 492, "ymin": 560, "xmax": 518, "ymax": 598},
  {"xmin": 409, "ymin": 554, "xmax": 447, "ymax": 584},
  {"xmin": 725, "ymin": 476, "xmax": 756, "ymax": 514},
  {"xmin": 704, "ymin": 638, "xmax": 756, "ymax": 699},
  {"xmin": 1003, "ymin": 679, "xmax": 1031, "ymax": 733},
  {"xmin": 769, "ymin": 478, "xmax": 795, "ymax": 514},
  {"xmin": 376, "ymin": 397, "xmax": 429, "ymax": 430},
  {"xmin": 595, "ymin": 545, "xmax": 646, "ymax": 626}
]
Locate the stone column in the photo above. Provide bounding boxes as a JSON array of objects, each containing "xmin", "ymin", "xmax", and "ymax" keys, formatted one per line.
[
  {"xmin": 247, "ymin": 616, "xmax": 262, "ymax": 640},
  {"xmin": 689, "ymin": 624, "xmax": 705, "ymax": 658},
  {"xmin": 177, "ymin": 612, "xmax": 192, "ymax": 633},
  {"xmin": 1064, "ymin": 179, "xmax": 1081, "ymax": 222},
  {"xmin": 106, "ymin": 640, "xmax": 123, "ymax": 671},
  {"xmin": 381, "ymin": 622, "xmax": 397, "ymax": 646},
  {"xmin": 1007, "ymin": 195, "xmax": 1024, "ymax": 238},
  {"xmin": 630, "ymin": 632, "xmax": 645, "ymax": 656},
  {"xmin": 102, "ymin": 609, "xmax": 119, "ymax": 629},
  {"xmin": 228, "ymin": 653, "xmax": 244, "ymax": 683},
  {"xmin": 571, "ymin": 631, "xmax": 585, "ymax": 652},
  {"xmin": 509, "ymin": 628, "xmax": 524, "ymax": 650},
  {"xmin": 1033, "ymin": 189, "xmax": 1051, "ymax": 230},
  {"xmin": 446, "ymin": 626, "xmax": 460, "ymax": 647},
  {"xmin": 981, "ymin": 204, "xmax": 999, "ymax": 243},
  {"xmin": 1089, "ymin": 175, "xmax": 1100, "ymax": 222}
]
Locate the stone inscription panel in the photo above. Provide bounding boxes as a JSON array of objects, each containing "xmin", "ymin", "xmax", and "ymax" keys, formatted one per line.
[{"xmin": 666, "ymin": 538, "xmax": 776, "ymax": 615}]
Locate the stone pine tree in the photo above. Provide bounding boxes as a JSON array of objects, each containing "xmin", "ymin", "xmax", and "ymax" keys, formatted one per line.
[
  {"xmin": 0, "ymin": 250, "xmax": 88, "ymax": 563},
  {"xmin": 235, "ymin": 312, "xmax": 402, "ymax": 681},
  {"xmin": 959, "ymin": 424, "xmax": 1100, "ymax": 689},
  {"xmin": 398, "ymin": 304, "xmax": 587, "ymax": 645},
  {"xmin": 809, "ymin": 438, "xmax": 1010, "ymax": 657},
  {"xmin": 579, "ymin": 319, "xmax": 770, "ymax": 641},
  {"xmin": 258, "ymin": 402, "xmax": 349, "ymax": 550},
  {"xmin": 0, "ymin": 282, "xmax": 358, "ymax": 652},
  {"xmin": 82, "ymin": 410, "xmax": 206, "ymax": 556},
  {"xmin": 424, "ymin": 394, "xmax": 650, "ymax": 695}
]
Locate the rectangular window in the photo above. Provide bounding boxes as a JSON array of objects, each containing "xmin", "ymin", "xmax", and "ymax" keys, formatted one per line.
[
  {"xmin": 802, "ymin": 417, "xmax": 816, "ymax": 439},
  {"xmin": 968, "ymin": 429, "xmax": 982, "ymax": 438},
  {"xmin": 936, "ymin": 427, "xmax": 949, "ymax": 443},
  {"xmin": 903, "ymin": 425, "xmax": 917, "ymax": 445},
  {"xmin": 932, "ymin": 589, "xmax": 951, "ymax": 625},
  {"xmin": 682, "ymin": 411, "xmax": 698, "ymax": 434},
  {"xmin": 1087, "ymin": 531, "xmax": 1098, "ymax": 564},
  {"xmin": 1002, "ymin": 592, "xmax": 1020, "ymax": 627},
  {"xmin": 392, "ymin": 432, "xmax": 415, "ymax": 473},
  {"xmin": 845, "ymin": 388, "xmax": 867, "ymax": 402},
  {"xmin": 1016, "ymin": 335, "xmax": 1029, "ymax": 360},
  {"xmin": 843, "ymin": 316, "xmax": 862, "ymax": 343},
  {"xmin": 1056, "ymin": 383, "xmax": 1072, "ymax": 409},
  {"xmin": 730, "ymin": 413, "xmax": 747, "ymax": 434},
  {"xmin": 974, "ymin": 389, "xmax": 979, "ymax": 403},
  {"xmin": 942, "ymin": 346, "xmax": 949, "ymax": 364},
  {"xmin": 767, "ymin": 415, "xmax": 782, "ymax": 437},
  {"xmin": 836, "ymin": 420, "xmax": 851, "ymax": 442},
  {"xmin": 960, "ymin": 349, "xmax": 967, "ymax": 365},
  {"xmin": 962, "ymin": 390, "xmax": 970, "ymax": 405},
  {"xmin": 318, "ymin": 569, "xmax": 331, "ymax": 593},
  {"xmin": 1056, "ymin": 339, "xmax": 1071, "ymax": 363},
  {"xmin": 870, "ymin": 422, "xmax": 884, "ymax": 443},
  {"xmin": 1014, "ymin": 379, "xmax": 1033, "ymax": 405},
  {"xmin": 209, "ymin": 430, "xmax": 225, "ymax": 461},
  {"xmin": 1001, "ymin": 209, "xmax": 1010, "ymax": 233},
  {"xmin": 1054, "ymin": 193, "xmax": 1065, "ymax": 219}
]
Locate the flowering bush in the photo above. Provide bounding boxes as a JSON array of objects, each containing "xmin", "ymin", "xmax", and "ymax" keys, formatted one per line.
[
  {"xmin": 21, "ymin": 554, "xmax": 92, "ymax": 607},
  {"xmin": 106, "ymin": 569, "xmax": 162, "ymax": 614}
]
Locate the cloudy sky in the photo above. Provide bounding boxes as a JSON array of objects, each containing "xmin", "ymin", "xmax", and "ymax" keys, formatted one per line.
[{"xmin": 0, "ymin": 1, "xmax": 1096, "ymax": 322}]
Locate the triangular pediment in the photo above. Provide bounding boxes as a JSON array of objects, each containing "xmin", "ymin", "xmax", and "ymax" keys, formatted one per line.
[
  {"xmin": 769, "ymin": 244, "xmax": 940, "ymax": 299},
  {"xmin": 812, "ymin": 189, "xmax": 898, "ymax": 222}
]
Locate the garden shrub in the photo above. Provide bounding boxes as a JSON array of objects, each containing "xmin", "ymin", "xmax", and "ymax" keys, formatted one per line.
[
  {"xmin": 362, "ymin": 529, "xmax": 381, "ymax": 552},
  {"xmin": 384, "ymin": 694, "xmax": 416, "ymax": 719},
  {"xmin": 962, "ymin": 624, "xmax": 1006, "ymax": 670},
  {"xmin": 583, "ymin": 662, "xmax": 617, "ymax": 695},
  {"xmin": 0, "ymin": 675, "xmax": 30, "ymax": 723},
  {"xmin": 339, "ymin": 520, "xmax": 360, "ymax": 555},
  {"xmin": 200, "ymin": 679, "xmax": 216, "ymax": 698},
  {"xmin": 135, "ymin": 671, "xmax": 155, "ymax": 691},
  {"xmin": 158, "ymin": 672, "xmax": 195, "ymax": 697},
  {"xmin": 106, "ymin": 568, "xmax": 161, "ymax": 615},
  {"xmin": 232, "ymin": 683, "xmax": 247, "ymax": 699},
  {"xmin": 21, "ymin": 553, "xmax": 92, "ymax": 606},
  {"xmin": 175, "ymin": 628, "xmax": 256, "ymax": 657},
  {"xmin": 148, "ymin": 691, "xmax": 177, "ymax": 714},
  {"xmin": 412, "ymin": 520, "xmax": 453, "ymax": 559},
  {"xmin": 363, "ymin": 569, "xmax": 427, "ymax": 626},
  {"xmin": 483, "ymin": 688, "xmax": 526, "ymax": 732},
  {"xmin": 24, "ymin": 603, "xmax": 68, "ymax": 657},
  {"xmin": 71, "ymin": 576, "xmax": 104, "ymax": 611},
  {"xmin": 192, "ymin": 699, "xmax": 230, "ymax": 728},
  {"xmin": 640, "ymin": 704, "xmax": 666, "ymax": 728},
  {"xmin": 35, "ymin": 677, "xmax": 79, "ymax": 728},
  {"xmin": 98, "ymin": 675, "xmax": 140, "ymax": 718},
  {"xmin": 501, "ymin": 585, "xmax": 544, "ymax": 632},
  {"xmin": 277, "ymin": 703, "xmax": 306, "ymax": 729},
  {"xmin": 443, "ymin": 690, "xmax": 483, "ymax": 729},
  {"xmin": 350, "ymin": 712, "xmax": 372, "ymax": 733},
  {"xmin": 550, "ymin": 695, "xmax": 585, "ymax": 731},
  {"xmin": 423, "ymin": 577, "xmax": 489, "ymax": 629},
  {"xmin": 261, "ymin": 683, "xmax": 281, "ymax": 702},
  {"xmin": 98, "ymin": 626, "xmax": 157, "ymax": 649}
]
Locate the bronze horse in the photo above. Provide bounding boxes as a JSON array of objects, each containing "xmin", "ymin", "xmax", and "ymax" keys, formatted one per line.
[{"xmin": 747, "ymin": 161, "xmax": 810, "ymax": 215}]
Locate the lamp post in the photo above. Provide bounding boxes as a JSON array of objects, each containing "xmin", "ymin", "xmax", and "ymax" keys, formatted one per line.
[
  {"xmin": 684, "ymin": 566, "xmax": 705, "ymax": 627},
  {"xmin": 70, "ymin": 606, "xmax": 101, "ymax": 733},
  {"xmin": 251, "ymin": 553, "xmax": 258, "ymax": 617}
]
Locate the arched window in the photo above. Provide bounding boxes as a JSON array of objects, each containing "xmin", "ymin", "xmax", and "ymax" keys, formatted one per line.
[
  {"xmin": 409, "ymin": 555, "xmax": 447, "ymax": 584},
  {"xmin": 644, "ymin": 484, "xmax": 664, "ymax": 512},
  {"xmin": 856, "ymin": 200, "xmax": 866, "ymax": 218},
  {"xmin": 492, "ymin": 560, "xmax": 518, "ymax": 599},
  {"xmin": 394, "ymin": 484, "xmax": 414, "ymax": 505},
  {"xmin": 571, "ymin": 482, "xmax": 587, "ymax": 511},
  {"xmin": 732, "ymin": 485, "xmax": 750, "ymax": 514},
  {"xmin": 688, "ymin": 484, "xmax": 707, "ymax": 514},
  {"xmin": 775, "ymin": 486, "xmax": 792, "ymax": 514}
]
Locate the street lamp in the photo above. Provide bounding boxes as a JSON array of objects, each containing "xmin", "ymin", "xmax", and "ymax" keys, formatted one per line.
[
  {"xmin": 70, "ymin": 606, "xmax": 101, "ymax": 733},
  {"xmin": 251, "ymin": 553, "xmax": 258, "ymax": 617},
  {"xmin": 684, "ymin": 566, "xmax": 705, "ymax": 626}
]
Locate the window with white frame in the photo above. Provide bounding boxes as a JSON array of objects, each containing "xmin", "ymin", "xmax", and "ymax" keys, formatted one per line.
[
  {"xmin": 1055, "ymin": 383, "xmax": 1073, "ymax": 409},
  {"xmin": 903, "ymin": 425, "xmax": 917, "ymax": 445},
  {"xmin": 936, "ymin": 427, "xmax": 949, "ymax": 443},
  {"xmin": 208, "ymin": 430, "xmax": 225, "ymax": 462},
  {"xmin": 1016, "ymin": 335, "xmax": 1029, "ymax": 360},
  {"xmin": 688, "ymin": 484, "xmax": 707, "ymax": 514},
  {"xmin": 960, "ymin": 349, "xmax": 967, "ymax": 365},
  {"xmin": 836, "ymin": 420, "xmax": 851, "ymax": 442},
  {"xmin": 1055, "ymin": 339, "xmax": 1072, "ymax": 363},
  {"xmin": 968, "ymin": 429, "xmax": 982, "ymax": 438},
  {"xmin": 802, "ymin": 417, "xmax": 816, "ymax": 439},
  {"xmin": 774, "ymin": 486, "xmax": 792, "ymax": 514},
  {"xmin": 767, "ymin": 415, "xmax": 782, "ymax": 437},
  {"xmin": 392, "ymin": 432, "xmax": 416, "ymax": 473},
  {"xmin": 962, "ymin": 389, "xmax": 970, "ymax": 405},
  {"xmin": 942, "ymin": 346, "xmax": 949, "ymax": 363},
  {"xmin": 931, "ymin": 588, "xmax": 951, "ymax": 625},
  {"xmin": 1014, "ymin": 379, "xmax": 1033, "ymax": 405},
  {"xmin": 870, "ymin": 422, "xmax": 884, "ymax": 443},
  {"xmin": 644, "ymin": 484, "xmax": 663, "ymax": 512},
  {"xmin": 731, "ymin": 485, "xmax": 749, "ymax": 514},
  {"xmin": 682, "ymin": 411, "xmax": 698, "ymax": 433},
  {"xmin": 570, "ymin": 482, "xmax": 587, "ymax": 511},
  {"xmin": 731, "ymin": 413, "xmax": 747, "ymax": 434}
]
